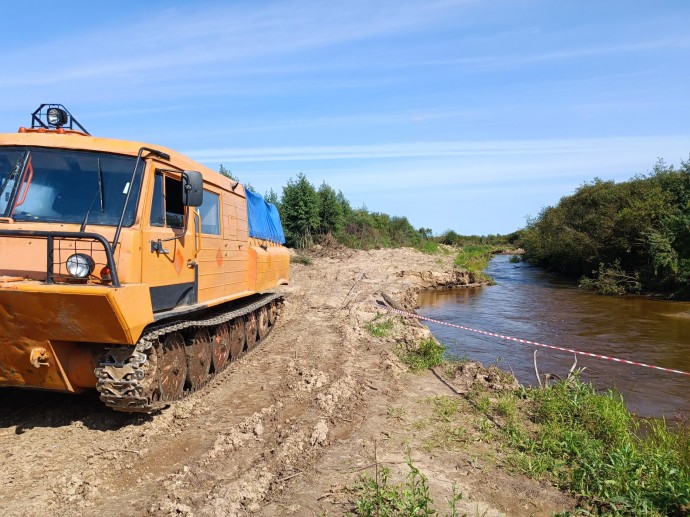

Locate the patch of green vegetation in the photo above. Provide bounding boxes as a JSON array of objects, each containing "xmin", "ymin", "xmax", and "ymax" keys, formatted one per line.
[
  {"xmin": 453, "ymin": 245, "xmax": 495, "ymax": 282},
  {"xmin": 386, "ymin": 406, "xmax": 407, "ymax": 421},
  {"xmin": 410, "ymin": 419, "xmax": 429, "ymax": 431},
  {"xmin": 508, "ymin": 254, "xmax": 521, "ymax": 263},
  {"xmin": 365, "ymin": 317, "xmax": 395, "ymax": 338},
  {"xmin": 423, "ymin": 424, "xmax": 468, "ymax": 452},
  {"xmin": 493, "ymin": 393, "xmax": 518, "ymax": 421},
  {"xmin": 467, "ymin": 385, "xmax": 490, "ymax": 413},
  {"xmin": 349, "ymin": 457, "xmax": 465, "ymax": 516},
  {"xmin": 503, "ymin": 380, "xmax": 690, "ymax": 515},
  {"xmin": 428, "ymin": 396, "xmax": 462, "ymax": 422},
  {"xmin": 399, "ymin": 338, "xmax": 445, "ymax": 372},
  {"xmin": 416, "ymin": 239, "xmax": 440, "ymax": 254},
  {"xmin": 477, "ymin": 417, "xmax": 495, "ymax": 442},
  {"xmin": 291, "ymin": 254, "xmax": 312, "ymax": 265}
]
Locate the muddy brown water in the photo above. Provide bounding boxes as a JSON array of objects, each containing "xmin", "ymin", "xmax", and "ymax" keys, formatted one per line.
[{"xmin": 417, "ymin": 254, "xmax": 690, "ymax": 418}]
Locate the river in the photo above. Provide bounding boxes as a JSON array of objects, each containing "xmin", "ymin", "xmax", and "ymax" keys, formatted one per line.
[{"xmin": 417, "ymin": 254, "xmax": 690, "ymax": 418}]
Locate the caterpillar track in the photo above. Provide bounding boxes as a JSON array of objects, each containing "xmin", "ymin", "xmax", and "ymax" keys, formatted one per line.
[{"xmin": 95, "ymin": 293, "xmax": 282, "ymax": 413}]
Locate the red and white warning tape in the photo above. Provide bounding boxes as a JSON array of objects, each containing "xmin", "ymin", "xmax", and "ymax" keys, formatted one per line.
[{"xmin": 374, "ymin": 303, "xmax": 690, "ymax": 377}]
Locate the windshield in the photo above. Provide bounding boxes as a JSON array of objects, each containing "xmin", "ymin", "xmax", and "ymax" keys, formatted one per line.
[{"xmin": 0, "ymin": 147, "xmax": 144, "ymax": 226}]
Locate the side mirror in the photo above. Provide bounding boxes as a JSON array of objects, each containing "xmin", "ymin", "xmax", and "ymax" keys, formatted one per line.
[{"xmin": 181, "ymin": 170, "xmax": 203, "ymax": 207}]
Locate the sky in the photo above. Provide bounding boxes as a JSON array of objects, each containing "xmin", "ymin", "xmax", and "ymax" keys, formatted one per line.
[{"xmin": 1, "ymin": 0, "xmax": 689, "ymax": 235}]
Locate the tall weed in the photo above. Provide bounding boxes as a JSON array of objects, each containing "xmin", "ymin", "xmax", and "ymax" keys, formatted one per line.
[
  {"xmin": 350, "ymin": 458, "xmax": 465, "ymax": 516},
  {"xmin": 508, "ymin": 380, "xmax": 690, "ymax": 515}
]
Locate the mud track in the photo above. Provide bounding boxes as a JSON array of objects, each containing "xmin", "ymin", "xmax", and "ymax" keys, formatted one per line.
[{"xmin": 0, "ymin": 248, "xmax": 574, "ymax": 516}]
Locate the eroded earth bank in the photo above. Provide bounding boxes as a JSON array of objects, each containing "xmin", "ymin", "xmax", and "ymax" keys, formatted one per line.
[{"xmin": 0, "ymin": 247, "xmax": 575, "ymax": 516}]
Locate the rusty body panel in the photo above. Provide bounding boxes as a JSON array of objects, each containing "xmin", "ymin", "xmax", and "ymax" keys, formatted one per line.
[{"xmin": 0, "ymin": 113, "xmax": 289, "ymax": 398}]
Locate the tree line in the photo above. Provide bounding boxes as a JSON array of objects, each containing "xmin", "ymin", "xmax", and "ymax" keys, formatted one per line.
[
  {"xmin": 220, "ymin": 168, "xmax": 439, "ymax": 251},
  {"xmin": 520, "ymin": 158, "xmax": 690, "ymax": 298}
]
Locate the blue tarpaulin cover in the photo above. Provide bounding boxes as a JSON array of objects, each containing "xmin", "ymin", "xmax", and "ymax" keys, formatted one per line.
[{"xmin": 246, "ymin": 189, "xmax": 286, "ymax": 244}]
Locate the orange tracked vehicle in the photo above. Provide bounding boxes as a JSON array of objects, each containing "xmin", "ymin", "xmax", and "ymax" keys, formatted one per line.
[{"xmin": 0, "ymin": 104, "xmax": 289, "ymax": 412}]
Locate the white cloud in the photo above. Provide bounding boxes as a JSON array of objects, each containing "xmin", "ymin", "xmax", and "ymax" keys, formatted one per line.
[
  {"xmin": 185, "ymin": 136, "xmax": 690, "ymax": 163},
  {"xmin": 0, "ymin": 1, "xmax": 472, "ymax": 89},
  {"xmin": 418, "ymin": 37, "xmax": 690, "ymax": 71}
]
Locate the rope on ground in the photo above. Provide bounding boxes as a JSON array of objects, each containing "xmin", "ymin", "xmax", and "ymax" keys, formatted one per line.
[{"xmin": 370, "ymin": 302, "xmax": 690, "ymax": 377}]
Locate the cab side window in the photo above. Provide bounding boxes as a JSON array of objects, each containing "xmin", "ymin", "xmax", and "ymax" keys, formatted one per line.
[
  {"xmin": 197, "ymin": 190, "xmax": 221, "ymax": 235},
  {"xmin": 150, "ymin": 172, "xmax": 185, "ymax": 229}
]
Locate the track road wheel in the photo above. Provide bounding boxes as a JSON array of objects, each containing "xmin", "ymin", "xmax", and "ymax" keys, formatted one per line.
[
  {"xmin": 245, "ymin": 311, "xmax": 258, "ymax": 351},
  {"xmin": 268, "ymin": 300, "xmax": 278, "ymax": 326},
  {"xmin": 211, "ymin": 323, "xmax": 231, "ymax": 372},
  {"xmin": 257, "ymin": 305, "xmax": 270, "ymax": 340},
  {"xmin": 158, "ymin": 332, "xmax": 186, "ymax": 401},
  {"xmin": 186, "ymin": 328, "xmax": 212, "ymax": 390},
  {"xmin": 228, "ymin": 317, "xmax": 245, "ymax": 360}
]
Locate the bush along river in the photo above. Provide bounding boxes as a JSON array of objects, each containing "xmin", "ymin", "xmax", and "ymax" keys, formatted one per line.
[{"xmin": 417, "ymin": 254, "xmax": 690, "ymax": 418}]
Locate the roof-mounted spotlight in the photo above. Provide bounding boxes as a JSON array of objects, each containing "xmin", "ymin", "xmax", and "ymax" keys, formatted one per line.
[
  {"xmin": 46, "ymin": 107, "xmax": 69, "ymax": 127},
  {"xmin": 30, "ymin": 104, "xmax": 90, "ymax": 135}
]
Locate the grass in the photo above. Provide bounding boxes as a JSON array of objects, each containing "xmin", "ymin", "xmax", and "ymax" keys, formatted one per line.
[
  {"xmin": 399, "ymin": 338, "xmax": 445, "ymax": 372},
  {"xmin": 349, "ymin": 457, "xmax": 465, "ymax": 516},
  {"xmin": 501, "ymin": 380, "xmax": 690, "ymax": 515},
  {"xmin": 387, "ymin": 406, "xmax": 407, "ymax": 421},
  {"xmin": 423, "ymin": 424, "xmax": 468, "ymax": 452},
  {"xmin": 365, "ymin": 316, "xmax": 395, "ymax": 338},
  {"xmin": 416, "ymin": 240, "xmax": 441, "ymax": 254},
  {"xmin": 493, "ymin": 393, "xmax": 518, "ymax": 420},
  {"xmin": 429, "ymin": 396, "xmax": 462, "ymax": 422},
  {"xmin": 453, "ymin": 245, "xmax": 495, "ymax": 282}
]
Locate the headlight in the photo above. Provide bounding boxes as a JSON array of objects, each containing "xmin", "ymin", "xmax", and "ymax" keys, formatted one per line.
[
  {"xmin": 66, "ymin": 253, "xmax": 95, "ymax": 279},
  {"xmin": 47, "ymin": 107, "xmax": 68, "ymax": 127}
]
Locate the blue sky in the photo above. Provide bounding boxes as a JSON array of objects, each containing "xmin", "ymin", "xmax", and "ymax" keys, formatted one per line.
[{"xmin": 1, "ymin": 1, "xmax": 689, "ymax": 235}]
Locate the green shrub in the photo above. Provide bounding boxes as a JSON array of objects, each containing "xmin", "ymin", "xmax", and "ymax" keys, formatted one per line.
[
  {"xmin": 578, "ymin": 260, "xmax": 641, "ymax": 295},
  {"xmin": 399, "ymin": 338, "xmax": 445, "ymax": 372},
  {"xmin": 365, "ymin": 318, "xmax": 395, "ymax": 338},
  {"xmin": 521, "ymin": 157, "xmax": 690, "ymax": 298}
]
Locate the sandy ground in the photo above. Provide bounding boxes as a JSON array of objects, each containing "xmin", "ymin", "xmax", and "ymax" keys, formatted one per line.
[{"xmin": 0, "ymin": 247, "xmax": 575, "ymax": 516}]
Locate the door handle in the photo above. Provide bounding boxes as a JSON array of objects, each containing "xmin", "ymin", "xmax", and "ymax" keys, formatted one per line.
[{"xmin": 150, "ymin": 239, "xmax": 170, "ymax": 254}]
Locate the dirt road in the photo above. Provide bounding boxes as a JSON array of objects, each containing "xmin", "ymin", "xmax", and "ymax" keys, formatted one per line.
[{"xmin": 0, "ymin": 247, "xmax": 574, "ymax": 516}]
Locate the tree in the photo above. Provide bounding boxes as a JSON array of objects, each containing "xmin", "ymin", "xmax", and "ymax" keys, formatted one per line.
[
  {"xmin": 218, "ymin": 164, "xmax": 237, "ymax": 181},
  {"xmin": 336, "ymin": 190, "xmax": 352, "ymax": 220},
  {"xmin": 317, "ymin": 182, "xmax": 344, "ymax": 235},
  {"xmin": 280, "ymin": 173, "xmax": 320, "ymax": 248},
  {"xmin": 418, "ymin": 227, "xmax": 433, "ymax": 239},
  {"xmin": 218, "ymin": 164, "xmax": 255, "ymax": 192},
  {"xmin": 264, "ymin": 188, "xmax": 280, "ymax": 208}
]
